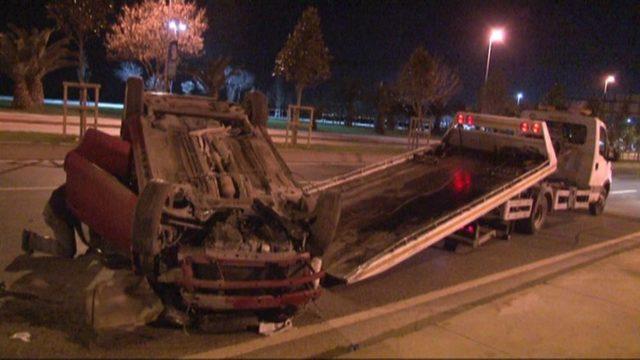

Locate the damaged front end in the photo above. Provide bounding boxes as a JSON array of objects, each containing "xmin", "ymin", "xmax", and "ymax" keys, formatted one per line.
[
  {"xmin": 64, "ymin": 78, "xmax": 331, "ymax": 326},
  {"xmin": 132, "ymin": 179, "xmax": 324, "ymax": 323}
]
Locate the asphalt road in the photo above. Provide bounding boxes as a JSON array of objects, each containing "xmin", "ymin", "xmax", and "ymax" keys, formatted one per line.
[{"xmin": 1, "ymin": 159, "xmax": 639, "ymax": 357}]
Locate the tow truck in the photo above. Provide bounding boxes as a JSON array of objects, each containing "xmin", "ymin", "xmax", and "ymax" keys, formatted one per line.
[
  {"xmin": 306, "ymin": 110, "xmax": 615, "ymax": 283},
  {"xmin": 57, "ymin": 78, "xmax": 615, "ymax": 325}
]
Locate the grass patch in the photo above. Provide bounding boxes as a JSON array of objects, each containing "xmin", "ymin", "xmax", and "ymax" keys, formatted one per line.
[
  {"xmin": 0, "ymin": 131, "xmax": 78, "ymax": 144},
  {"xmin": 267, "ymin": 117, "xmax": 407, "ymax": 138},
  {"xmin": 275, "ymin": 142, "xmax": 406, "ymax": 155},
  {"xmin": 0, "ymin": 99, "xmax": 408, "ymax": 138},
  {"xmin": 0, "ymin": 99, "xmax": 122, "ymax": 119}
]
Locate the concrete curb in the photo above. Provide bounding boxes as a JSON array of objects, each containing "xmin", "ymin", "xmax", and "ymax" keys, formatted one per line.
[
  {"xmin": 185, "ymin": 230, "xmax": 640, "ymax": 359},
  {"xmin": 0, "ymin": 141, "xmax": 395, "ymax": 164}
]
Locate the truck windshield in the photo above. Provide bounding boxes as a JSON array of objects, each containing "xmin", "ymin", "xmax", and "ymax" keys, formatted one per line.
[{"xmin": 546, "ymin": 121, "xmax": 587, "ymax": 145}]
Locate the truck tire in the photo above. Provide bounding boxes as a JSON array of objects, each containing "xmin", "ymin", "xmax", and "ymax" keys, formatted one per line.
[
  {"xmin": 516, "ymin": 195, "xmax": 549, "ymax": 234},
  {"xmin": 589, "ymin": 188, "xmax": 608, "ymax": 216}
]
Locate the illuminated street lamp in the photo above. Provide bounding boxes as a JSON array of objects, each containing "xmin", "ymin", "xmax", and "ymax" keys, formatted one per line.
[
  {"xmin": 516, "ymin": 92, "xmax": 523, "ymax": 106},
  {"xmin": 603, "ymin": 75, "xmax": 615, "ymax": 96},
  {"xmin": 168, "ymin": 20, "xmax": 187, "ymax": 35},
  {"xmin": 484, "ymin": 28, "xmax": 505, "ymax": 83},
  {"xmin": 165, "ymin": 20, "xmax": 188, "ymax": 92}
]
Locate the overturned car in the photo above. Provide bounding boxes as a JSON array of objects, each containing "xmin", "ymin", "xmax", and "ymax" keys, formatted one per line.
[{"xmin": 60, "ymin": 78, "xmax": 330, "ymax": 326}]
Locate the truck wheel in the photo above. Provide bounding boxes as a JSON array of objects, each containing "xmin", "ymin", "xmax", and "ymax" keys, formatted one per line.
[
  {"xmin": 589, "ymin": 188, "xmax": 608, "ymax": 216},
  {"xmin": 516, "ymin": 196, "xmax": 549, "ymax": 234}
]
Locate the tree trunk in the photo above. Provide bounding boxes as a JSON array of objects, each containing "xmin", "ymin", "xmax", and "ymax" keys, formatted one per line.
[
  {"xmin": 375, "ymin": 114, "xmax": 385, "ymax": 135},
  {"xmin": 432, "ymin": 107, "xmax": 443, "ymax": 135},
  {"xmin": 77, "ymin": 40, "xmax": 88, "ymax": 83},
  {"xmin": 386, "ymin": 113, "xmax": 397, "ymax": 131},
  {"xmin": 11, "ymin": 79, "xmax": 33, "ymax": 110},
  {"xmin": 28, "ymin": 76, "xmax": 45, "ymax": 108},
  {"xmin": 292, "ymin": 85, "xmax": 303, "ymax": 146},
  {"xmin": 345, "ymin": 103, "xmax": 355, "ymax": 127},
  {"xmin": 210, "ymin": 87, "xmax": 219, "ymax": 100}
]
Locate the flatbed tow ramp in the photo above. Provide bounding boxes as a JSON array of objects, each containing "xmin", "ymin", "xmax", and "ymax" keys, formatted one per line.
[{"xmin": 305, "ymin": 113, "xmax": 558, "ymax": 283}]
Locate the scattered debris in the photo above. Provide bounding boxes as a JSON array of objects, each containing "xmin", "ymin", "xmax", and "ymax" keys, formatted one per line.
[
  {"xmin": 258, "ymin": 318, "xmax": 293, "ymax": 336},
  {"xmin": 86, "ymin": 268, "xmax": 163, "ymax": 330},
  {"xmin": 10, "ymin": 332, "xmax": 31, "ymax": 343}
]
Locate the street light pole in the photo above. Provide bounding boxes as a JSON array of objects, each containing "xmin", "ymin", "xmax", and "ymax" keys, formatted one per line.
[
  {"xmin": 484, "ymin": 28, "xmax": 505, "ymax": 83},
  {"xmin": 164, "ymin": 20, "xmax": 187, "ymax": 93},
  {"xmin": 603, "ymin": 75, "xmax": 615, "ymax": 96},
  {"xmin": 484, "ymin": 41, "xmax": 493, "ymax": 84}
]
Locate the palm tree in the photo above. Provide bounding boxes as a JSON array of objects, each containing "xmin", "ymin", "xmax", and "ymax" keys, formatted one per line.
[
  {"xmin": 27, "ymin": 28, "xmax": 76, "ymax": 106},
  {"xmin": 0, "ymin": 25, "xmax": 76, "ymax": 109},
  {"xmin": 0, "ymin": 27, "xmax": 33, "ymax": 109},
  {"xmin": 186, "ymin": 56, "xmax": 231, "ymax": 100}
]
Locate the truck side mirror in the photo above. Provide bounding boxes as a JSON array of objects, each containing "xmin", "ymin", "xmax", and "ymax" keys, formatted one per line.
[{"xmin": 607, "ymin": 148, "xmax": 620, "ymax": 162}]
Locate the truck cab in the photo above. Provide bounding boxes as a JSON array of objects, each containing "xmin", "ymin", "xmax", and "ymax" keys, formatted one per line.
[{"xmin": 521, "ymin": 110, "xmax": 614, "ymax": 215}]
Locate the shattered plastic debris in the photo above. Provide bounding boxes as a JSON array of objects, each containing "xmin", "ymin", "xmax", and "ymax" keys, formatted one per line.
[
  {"xmin": 10, "ymin": 332, "xmax": 31, "ymax": 343},
  {"xmin": 258, "ymin": 318, "xmax": 292, "ymax": 336}
]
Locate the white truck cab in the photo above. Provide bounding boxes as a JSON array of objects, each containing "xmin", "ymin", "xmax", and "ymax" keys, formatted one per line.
[{"xmin": 521, "ymin": 110, "xmax": 615, "ymax": 215}]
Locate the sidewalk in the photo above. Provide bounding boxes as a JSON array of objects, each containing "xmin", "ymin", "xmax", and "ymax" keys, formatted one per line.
[
  {"xmin": 0, "ymin": 111, "xmax": 412, "ymax": 147},
  {"xmin": 343, "ymin": 247, "xmax": 640, "ymax": 358}
]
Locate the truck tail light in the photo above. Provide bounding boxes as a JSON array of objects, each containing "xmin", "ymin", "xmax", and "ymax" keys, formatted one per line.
[
  {"xmin": 532, "ymin": 122, "xmax": 542, "ymax": 134},
  {"xmin": 520, "ymin": 122, "xmax": 529, "ymax": 133},
  {"xmin": 465, "ymin": 115, "xmax": 474, "ymax": 125},
  {"xmin": 456, "ymin": 113, "xmax": 465, "ymax": 125}
]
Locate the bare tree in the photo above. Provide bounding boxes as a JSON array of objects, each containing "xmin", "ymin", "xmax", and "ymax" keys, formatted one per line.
[
  {"xmin": 374, "ymin": 81, "xmax": 396, "ymax": 135},
  {"xmin": 429, "ymin": 58, "xmax": 461, "ymax": 134},
  {"xmin": 397, "ymin": 46, "xmax": 436, "ymax": 127},
  {"xmin": 47, "ymin": 0, "xmax": 113, "ymax": 82}
]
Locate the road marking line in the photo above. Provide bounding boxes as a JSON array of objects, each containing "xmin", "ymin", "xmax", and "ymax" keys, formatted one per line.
[
  {"xmin": 611, "ymin": 189, "xmax": 637, "ymax": 195},
  {"xmin": 0, "ymin": 186, "xmax": 57, "ymax": 192},
  {"xmin": 185, "ymin": 229, "xmax": 640, "ymax": 359}
]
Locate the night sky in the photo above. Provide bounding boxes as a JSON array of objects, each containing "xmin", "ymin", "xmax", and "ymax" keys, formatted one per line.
[{"xmin": 1, "ymin": 0, "xmax": 638, "ymax": 106}]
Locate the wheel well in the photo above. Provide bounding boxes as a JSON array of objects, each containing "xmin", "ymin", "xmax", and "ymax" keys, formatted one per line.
[{"xmin": 604, "ymin": 182, "xmax": 611, "ymax": 195}]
